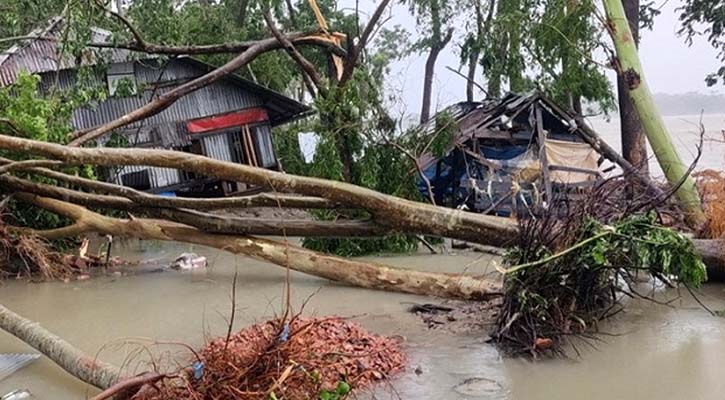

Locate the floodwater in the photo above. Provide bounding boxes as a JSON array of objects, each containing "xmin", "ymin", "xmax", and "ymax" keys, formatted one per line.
[
  {"xmin": 590, "ymin": 113, "xmax": 725, "ymax": 176},
  {"xmin": 2, "ymin": 240, "xmax": 725, "ymax": 399}
]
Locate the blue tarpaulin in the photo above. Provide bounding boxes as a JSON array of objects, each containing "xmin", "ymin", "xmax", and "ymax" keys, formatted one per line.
[{"xmin": 417, "ymin": 145, "xmax": 529, "ymax": 206}]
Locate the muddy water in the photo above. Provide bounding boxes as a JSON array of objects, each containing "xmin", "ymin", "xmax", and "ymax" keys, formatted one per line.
[{"xmin": 1, "ymin": 240, "xmax": 725, "ymax": 399}]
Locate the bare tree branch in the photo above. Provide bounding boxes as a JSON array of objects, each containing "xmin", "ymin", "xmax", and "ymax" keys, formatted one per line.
[
  {"xmin": 19, "ymin": 193, "xmax": 503, "ymax": 300},
  {"xmin": 68, "ymin": 35, "xmax": 298, "ymax": 146},
  {"xmin": 339, "ymin": 0, "xmax": 392, "ymax": 85}
]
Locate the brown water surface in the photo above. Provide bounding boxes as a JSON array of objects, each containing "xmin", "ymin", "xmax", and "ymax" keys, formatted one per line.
[{"xmin": 1, "ymin": 239, "xmax": 724, "ymax": 399}]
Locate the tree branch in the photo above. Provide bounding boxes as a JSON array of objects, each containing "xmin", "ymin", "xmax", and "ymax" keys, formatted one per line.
[
  {"xmin": 0, "ymin": 304, "xmax": 124, "ymax": 390},
  {"xmin": 0, "ymin": 156, "xmax": 339, "ymax": 210},
  {"xmin": 0, "ymin": 175, "xmax": 381, "ymax": 237},
  {"xmin": 19, "ymin": 193, "xmax": 502, "ymax": 300},
  {"xmin": 68, "ymin": 35, "xmax": 298, "ymax": 146},
  {"xmin": 263, "ymin": 9, "xmax": 323, "ymax": 94},
  {"xmin": 339, "ymin": 0, "xmax": 392, "ymax": 85}
]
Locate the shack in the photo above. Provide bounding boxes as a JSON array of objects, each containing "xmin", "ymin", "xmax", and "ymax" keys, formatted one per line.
[
  {"xmin": 0, "ymin": 18, "xmax": 310, "ymax": 196},
  {"xmin": 416, "ymin": 92, "xmax": 604, "ymax": 216}
]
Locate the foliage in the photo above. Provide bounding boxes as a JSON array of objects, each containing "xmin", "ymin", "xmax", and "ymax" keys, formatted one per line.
[
  {"xmin": 0, "ymin": 73, "xmax": 98, "ymax": 235},
  {"xmin": 318, "ymin": 381, "xmax": 351, "ymax": 400},
  {"xmin": 290, "ymin": 16, "xmax": 420, "ymax": 256},
  {"xmin": 0, "ymin": 0, "xmax": 66, "ymax": 50},
  {"xmin": 456, "ymin": 0, "xmax": 615, "ymax": 113},
  {"xmin": 678, "ymin": 0, "xmax": 725, "ymax": 86},
  {"xmin": 496, "ymin": 211, "xmax": 707, "ymax": 357}
]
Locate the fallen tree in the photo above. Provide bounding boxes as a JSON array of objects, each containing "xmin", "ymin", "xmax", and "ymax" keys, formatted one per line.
[
  {"xmin": 0, "ymin": 134, "xmax": 519, "ymax": 247},
  {"xmin": 0, "ymin": 304, "xmax": 123, "ymax": 389},
  {"xmin": 15, "ymin": 193, "xmax": 502, "ymax": 300}
]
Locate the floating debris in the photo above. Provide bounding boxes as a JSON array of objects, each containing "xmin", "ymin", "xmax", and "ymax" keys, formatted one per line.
[{"xmin": 169, "ymin": 253, "xmax": 208, "ymax": 270}]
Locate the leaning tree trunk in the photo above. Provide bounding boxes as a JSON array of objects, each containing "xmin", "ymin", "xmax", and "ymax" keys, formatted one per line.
[
  {"xmin": 603, "ymin": 0, "xmax": 705, "ymax": 228},
  {"xmin": 616, "ymin": 0, "xmax": 649, "ymax": 177},
  {"xmin": 0, "ymin": 304, "xmax": 123, "ymax": 390}
]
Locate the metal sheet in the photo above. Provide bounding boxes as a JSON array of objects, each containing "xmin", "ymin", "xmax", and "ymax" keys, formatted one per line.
[
  {"xmin": 202, "ymin": 133, "xmax": 234, "ymax": 163},
  {"xmin": 0, "ymin": 353, "xmax": 40, "ymax": 382}
]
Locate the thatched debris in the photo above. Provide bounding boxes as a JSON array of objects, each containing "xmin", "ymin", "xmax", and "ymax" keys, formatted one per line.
[
  {"xmin": 695, "ymin": 169, "xmax": 725, "ymax": 239},
  {"xmin": 0, "ymin": 220, "xmax": 77, "ymax": 280}
]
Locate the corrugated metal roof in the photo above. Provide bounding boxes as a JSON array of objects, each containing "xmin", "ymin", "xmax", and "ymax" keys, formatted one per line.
[
  {"xmin": 416, "ymin": 92, "xmax": 584, "ymax": 171},
  {"xmin": 0, "ymin": 18, "xmax": 129, "ymax": 87},
  {"xmin": 1, "ymin": 20, "xmax": 311, "ymax": 129}
]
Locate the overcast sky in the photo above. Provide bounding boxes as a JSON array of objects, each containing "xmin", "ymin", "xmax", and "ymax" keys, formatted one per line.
[{"xmin": 339, "ymin": 1, "xmax": 724, "ymax": 120}]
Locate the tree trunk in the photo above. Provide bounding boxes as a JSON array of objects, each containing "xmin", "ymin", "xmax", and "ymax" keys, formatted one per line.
[
  {"xmin": 693, "ymin": 239, "xmax": 725, "ymax": 281},
  {"xmin": 21, "ymin": 194, "xmax": 503, "ymax": 300},
  {"xmin": 466, "ymin": 50, "xmax": 479, "ymax": 102},
  {"xmin": 420, "ymin": 47, "xmax": 441, "ymax": 124},
  {"xmin": 617, "ymin": 0, "xmax": 649, "ymax": 176},
  {"xmin": 0, "ymin": 304, "xmax": 123, "ymax": 390},
  {"xmin": 0, "ymin": 135, "xmax": 519, "ymax": 247},
  {"xmin": 603, "ymin": 0, "xmax": 705, "ymax": 228}
]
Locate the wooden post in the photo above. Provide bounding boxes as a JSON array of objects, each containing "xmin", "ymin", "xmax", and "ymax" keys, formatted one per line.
[{"xmin": 535, "ymin": 105, "xmax": 554, "ymax": 207}]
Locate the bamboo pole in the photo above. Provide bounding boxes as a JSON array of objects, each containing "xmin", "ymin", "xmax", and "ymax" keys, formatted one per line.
[{"xmin": 602, "ymin": 0, "xmax": 706, "ymax": 228}]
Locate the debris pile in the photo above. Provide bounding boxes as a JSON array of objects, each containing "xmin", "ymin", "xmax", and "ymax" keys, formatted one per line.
[
  {"xmin": 0, "ymin": 219, "xmax": 122, "ymax": 281},
  {"xmin": 142, "ymin": 317, "xmax": 406, "ymax": 400},
  {"xmin": 695, "ymin": 169, "xmax": 725, "ymax": 238},
  {"xmin": 492, "ymin": 176, "xmax": 708, "ymax": 357},
  {"xmin": 0, "ymin": 220, "xmax": 75, "ymax": 280}
]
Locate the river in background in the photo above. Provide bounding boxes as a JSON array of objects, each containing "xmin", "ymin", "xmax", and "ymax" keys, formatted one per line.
[
  {"xmin": 590, "ymin": 114, "xmax": 725, "ymax": 176},
  {"xmin": 2, "ymin": 240, "xmax": 725, "ymax": 399}
]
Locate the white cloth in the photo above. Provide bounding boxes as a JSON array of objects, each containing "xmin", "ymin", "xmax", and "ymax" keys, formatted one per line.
[{"xmin": 544, "ymin": 139, "xmax": 599, "ymax": 184}]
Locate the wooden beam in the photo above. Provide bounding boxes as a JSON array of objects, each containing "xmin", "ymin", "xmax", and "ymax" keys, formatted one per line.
[{"xmin": 535, "ymin": 105, "xmax": 554, "ymax": 206}]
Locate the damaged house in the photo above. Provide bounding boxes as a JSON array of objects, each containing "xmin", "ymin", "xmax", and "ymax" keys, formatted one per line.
[
  {"xmin": 416, "ymin": 92, "xmax": 605, "ymax": 217},
  {"xmin": 0, "ymin": 18, "xmax": 310, "ymax": 196}
]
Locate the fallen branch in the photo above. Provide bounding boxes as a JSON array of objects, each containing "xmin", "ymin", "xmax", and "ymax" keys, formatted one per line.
[
  {"xmin": 68, "ymin": 34, "xmax": 306, "ymax": 146},
  {"xmin": 0, "ymin": 174, "xmax": 387, "ymax": 237},
  {"xmin": 89, "ymin": 372, "xmax": 166, "ymax": 400},
  {"xmin": 20, "ymin": 194, "xmax": 502, "ymax": 300}
]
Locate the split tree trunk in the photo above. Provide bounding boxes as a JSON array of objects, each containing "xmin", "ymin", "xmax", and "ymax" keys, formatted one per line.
[
  {"xmin": 420, "ymin": 29, "xmax": 454, "ymax": 124},
  {"xmin": 616, "ymin": 0, "xmax": 649, "ymax": 176},
  {"xmin": 421, "ymin": 48, "xmax": 442, "ymax": 124},
  {"xmin": 466, "ymin": 51, "xmax": 479, "ymax": 102},
  {"xmin": 603, "ymin": 0, "xmax": 705, "ymax": 228}
]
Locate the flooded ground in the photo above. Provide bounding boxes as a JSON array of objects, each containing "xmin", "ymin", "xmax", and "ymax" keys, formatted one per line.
[{"xmin": 1, "ymin": 240, "xmax": 725, "ymax": 399}]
